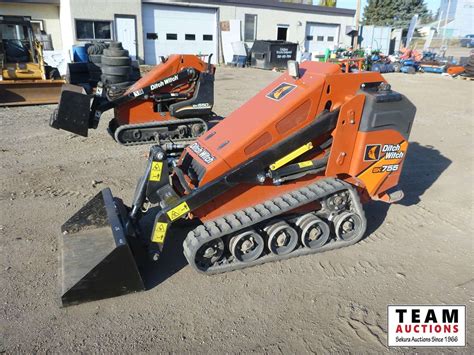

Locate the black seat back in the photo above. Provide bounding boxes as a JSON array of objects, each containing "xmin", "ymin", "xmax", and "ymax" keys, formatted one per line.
[{"xmin": 169, "ymin": 71, "xmax": 214, "ymax": 118}]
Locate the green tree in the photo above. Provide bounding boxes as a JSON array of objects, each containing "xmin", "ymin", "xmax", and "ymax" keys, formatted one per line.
[
  {"xmin": 279, "ymin": 0, "xmax": 313, "ymax": 4},
  {"xmin": 363, "ymin": 0, "xmax": 430, "ymax": 27},
  {"xmin": 319, "ymin": 0, "xmax": 337, "ymax": 6},
  {"xmin": 421, "ymin": 9, "xmax": 436, "ymax": 24}
]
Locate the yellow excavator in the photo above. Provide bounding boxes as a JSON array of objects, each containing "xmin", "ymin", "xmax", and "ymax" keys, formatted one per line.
[{"xmin": 0, "ymin": 15, "xmax": 65, "ymax": 106}]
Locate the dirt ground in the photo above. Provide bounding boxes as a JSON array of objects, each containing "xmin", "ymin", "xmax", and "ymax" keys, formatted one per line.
[{"xmin": 1, "ymin": 67, "xmax": 473, "ymax": 353}]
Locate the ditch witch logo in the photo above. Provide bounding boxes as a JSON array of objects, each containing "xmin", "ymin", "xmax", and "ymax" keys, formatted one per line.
[
  {"xmin": 387, "ymin": 305, "xmax": 466, "ymax": 347},
  {"xmin": 364, "ymin": 144, "xmax": 405, "ymax": 162},
  {"xmin": 364, "ymin": 144, "xmax": 381, "ymax": 161},
  {"xmin": 266, "ymin": 82, "xmax": 297, "ymax": 101}
]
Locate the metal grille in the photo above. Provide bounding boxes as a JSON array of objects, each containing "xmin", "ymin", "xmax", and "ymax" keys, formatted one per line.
[
  {"xmin": 182, "ymin": 153, "xmax": 206, "ymax": 186},
  {"xmin": 189, "ymin": 158, "xmax": 206, "ymax": 185}
]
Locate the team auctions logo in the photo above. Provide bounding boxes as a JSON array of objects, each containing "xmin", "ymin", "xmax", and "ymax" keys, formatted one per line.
[{"xmin": 388, "ymin": 305, "xmax": 466, "ymax": 347}]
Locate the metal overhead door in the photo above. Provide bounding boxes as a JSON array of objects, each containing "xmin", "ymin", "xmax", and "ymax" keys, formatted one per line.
[
  {"xmin": 142, "ymin": 4, "xmax": 217, "ymax": 64},
  {"xmin": 359, "ymin": 25, "xmax": 391, "ymax": 55},
  {"xmin": 305, "ymin": 23, "xmax": 340, "ymax": 55}
]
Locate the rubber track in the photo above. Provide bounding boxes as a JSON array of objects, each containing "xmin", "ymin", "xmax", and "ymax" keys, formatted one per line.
[
  {"xmin": 183, "ymin": 178, "xmax": 367, "ymax": 275},
  {"xmin": 114, "ymin": 118, "xmax": 208, "ymax": 146}
]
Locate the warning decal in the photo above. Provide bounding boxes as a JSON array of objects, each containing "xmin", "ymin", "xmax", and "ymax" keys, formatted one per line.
[
  {"xmin": 167, "ymin": 202, "xmax": 190, "ymax": 221},
  {"xmin": 152, "ymin": 222, "xmax": 168, "ymax": 243},
  {"xmin": 298, "ymin": 161, "xmax": 313, "ymax": 168},
  {"xmin": 149, "ymin": 161, "xmax": 163, "ymax": 182}
]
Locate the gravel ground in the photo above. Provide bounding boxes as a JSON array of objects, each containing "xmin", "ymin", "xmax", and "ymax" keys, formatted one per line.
[{"xmin": 1, "ymin": 67, "xmax": 473, "ymax": 353}]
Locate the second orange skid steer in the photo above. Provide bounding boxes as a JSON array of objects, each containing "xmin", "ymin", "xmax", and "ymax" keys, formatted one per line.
[
  {"xmin": 50, "ymin": 54, "xmax": 216, "ymax": 150},
  {"xmin": 58, "ymin": 61, "xmax": 416, "ymax": 306}
]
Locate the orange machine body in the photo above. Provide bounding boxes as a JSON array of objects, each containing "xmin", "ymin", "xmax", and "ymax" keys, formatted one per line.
[
  {"xmin": 177, "ymin": 61, "xmax": 415, "ymax": 221},
  {"xmin": 115, "ymin": 54, "xmax": 214, "ymax": 125},
  {"xmin": 446, "ymin": 66, "xmax": 465, "ymax": 76},
  {"xmin": 55, "ymin": 56, "xmax": 416, "ymax": 306}
]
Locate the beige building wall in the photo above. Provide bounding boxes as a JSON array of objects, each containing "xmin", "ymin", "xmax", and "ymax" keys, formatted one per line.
[
  {"xmin": 60, "ymin": 0, "xmax": 144, "ymax": 61},
  {"xmin": 0, "ymin": 2, "xmax": 63, "ymax": 50},
  {"xmin": 1, "ymin": 0, "xmax": 354, "ymax": 63},
  {"xmin": 219, "ymin": 5, "xmax": 354, "ymax": 48},
  {"xmin": 154, "ymin": 0, "xmax": 354, "ymax": 49}
]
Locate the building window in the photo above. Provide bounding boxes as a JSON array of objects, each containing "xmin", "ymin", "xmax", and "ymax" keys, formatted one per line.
[
  {"xmin": 327, "ymin": 36, "xmax": 334, "ymax": 42},
  {"xmin": 166, "ymin": 33, "xmax": 177, "ymax": 40},
  {"xmin": 203, "ymin": 34, "xmax": 213, "ymax": 41},
  {"xmin": 30, "ymin": 20, "xmax": 44, "ymax": 37},
  {"xmin": 75, "ymin": 20, "xmax": 112, "ymax": 40},
  {"xmin": 244, "ymin": 14, "xmax": 257, "ymax": 42},
  {"xmin": 185, "ymin": 34, "xmax": 196, "ymax": 40},
  {"xmin": 277, "ymin": 25, "xmax": 288, "ymax": 41},
  {"xmin": 147, "ymin": 33, "xmax": 158, "ymax": 40},
  {"xmin": 306, "ymin": 35, "xmax": 314, "ymax": 40},
  {"xmin": 317, "ymin": 36, "xmax": 324, "ymax": 41}
]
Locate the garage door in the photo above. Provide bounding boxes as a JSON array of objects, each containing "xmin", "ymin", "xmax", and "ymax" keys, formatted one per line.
[
  {"xmin": 142, "ymin": 4, "xmax": 217, "ymax": 64},
  {"xmin": 305, "ymin": 23, "xmax": 340, "ymax": 55}
]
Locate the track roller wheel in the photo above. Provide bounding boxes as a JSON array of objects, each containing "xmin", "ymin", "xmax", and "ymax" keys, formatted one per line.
[
  {"xmin": 132, "ymin": 129, "xmax": 142, "ymax": 140},
  {"xmin": 322, "ymin": 192, "xmax": 348, "ymax": 213},
  {"xmin": 191, "ymin": 123, "xmax": 206, "ymax": 137},
  {"xmin": 229, "ymin": 230, "xmax": 264, "ymax": 262},
  {"xmin": 334, "ymin": 212, "xmax": 364, "ymax": 242},
  {"xmin": 195, "ymin": 238, "xmax": 225, "ymax": 270},
  {"xmin": 264, "ymin": 220, "xmax": 298, "ymax": 255},
  {"xmin": 177, "ymin": 125, "xmax": 188, "ymax": 138},
  {"xmin": 296, "ymin": 213, "xmax": 330, "ymax": 249}
]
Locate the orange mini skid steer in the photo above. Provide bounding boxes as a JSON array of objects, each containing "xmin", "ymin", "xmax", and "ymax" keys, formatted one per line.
[
  {"xmin": 58, "ymin": 61, "xmax": 416, "ymax": 306},
  {"xmin": 50, "ymin": 54, "xmax": 216, "ymax": 149}
]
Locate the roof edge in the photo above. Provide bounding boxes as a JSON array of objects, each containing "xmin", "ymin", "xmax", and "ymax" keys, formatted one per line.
[
  {"xmin": 1, "ymin": 0, "xmax": 60, "ymax": 4},
  {"xmin": 154, "ymin": 0, "xmax": 356, "ymax": 16}
]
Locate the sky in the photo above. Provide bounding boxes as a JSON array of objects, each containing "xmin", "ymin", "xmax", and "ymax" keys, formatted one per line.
[{"xmin": 336, "ymin": 0, "xmax": 441, "ymax": 14}]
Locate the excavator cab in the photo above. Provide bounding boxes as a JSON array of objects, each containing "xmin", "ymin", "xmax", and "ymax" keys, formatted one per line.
[{"xmin": 0, "ymin": 16, "xmax": 43, "ymax": 80}]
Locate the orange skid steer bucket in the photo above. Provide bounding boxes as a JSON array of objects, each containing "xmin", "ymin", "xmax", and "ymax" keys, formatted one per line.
[{"xmin": 59, "ymin": 188, "xmax": 145, "ymax": 306}]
